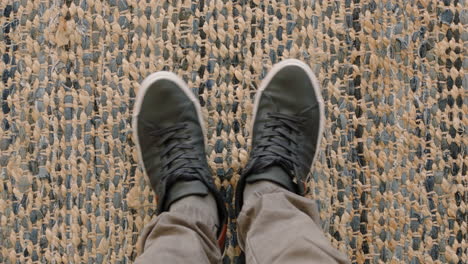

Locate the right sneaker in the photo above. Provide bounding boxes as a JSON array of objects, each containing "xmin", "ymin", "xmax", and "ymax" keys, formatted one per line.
[
  {"xmin": 133, "ymin": 71, "xmax": 227, "ymax": 249},
  {"xmin": 235, "ymin": 59, "xmax": 325, "ymax": 215}
]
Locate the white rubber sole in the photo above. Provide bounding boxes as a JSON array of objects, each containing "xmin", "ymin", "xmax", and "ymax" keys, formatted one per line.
[
  {"xmin": 132, "ymin": 71, "xmax": 207, "ymax": 174},
  {"xmin": 251, "ymin": 59, "xmax": 326, "ymax": 179}
]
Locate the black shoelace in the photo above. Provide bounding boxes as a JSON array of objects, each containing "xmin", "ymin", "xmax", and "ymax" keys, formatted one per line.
[
  {"xmin": 143, "ymin": 121, "xmax": 205, "ymax": 183},
  {"xmin": 248, "ymin": 112, "xmax": 307, "ymax": 173}
]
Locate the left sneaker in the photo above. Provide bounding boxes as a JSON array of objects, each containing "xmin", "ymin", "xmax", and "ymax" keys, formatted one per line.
[
  {"xmin": 235, "ymin": 59, "xmax": 325, "ymax": 215},
  {"xmin": 133, "ymin": 71, "xmax": 227, "ymax": 249}
]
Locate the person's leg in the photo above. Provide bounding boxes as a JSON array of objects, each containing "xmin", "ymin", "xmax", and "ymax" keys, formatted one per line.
[
  {"xmin": 235, "ymin": 59, "xmax": 349, "ymax": 263},
  {"xmin": 132, "ymin": 72, "xmax": 227, "ymax": 263},
  {"xmin": 135, "ymin": 194, "xmax": 221, "ymax": 264},
  {"xmin": 237, "ymin": 176, "xmax": 348, "ymax": 264}
]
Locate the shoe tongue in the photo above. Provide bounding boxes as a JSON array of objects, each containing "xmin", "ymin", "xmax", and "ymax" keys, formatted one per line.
[
  {"xmin": 164, "ymin": 180, "xmax": 209, "ymax": 211},
  {"xmin": 246, "ymin": 165, "xmax": 297, "ymax": 193}
]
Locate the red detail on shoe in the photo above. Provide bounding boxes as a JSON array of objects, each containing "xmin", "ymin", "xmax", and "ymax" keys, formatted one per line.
[{"xmin": 217, "ymin": 223, "xmax": 228, "ymax": 250}]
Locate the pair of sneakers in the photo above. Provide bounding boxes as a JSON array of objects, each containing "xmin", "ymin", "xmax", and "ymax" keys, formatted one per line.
[{"xmin": 132, "ymin": 59, "xmax": 325, "ymax": 250}]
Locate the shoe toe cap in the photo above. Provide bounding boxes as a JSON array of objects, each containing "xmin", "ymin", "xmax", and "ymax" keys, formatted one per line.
[{"xmin": 262, "ymin": 65, "xmax": 321, "ymax": 114}]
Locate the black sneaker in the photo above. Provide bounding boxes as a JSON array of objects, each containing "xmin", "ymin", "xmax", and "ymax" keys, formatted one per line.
[
  {"xmin": 235, "ymin": 59, "xmax": 325, "ymax": 214},
  {"xmin": 133, "ymin": 71, "xmax": 227, "ymax": 249}
]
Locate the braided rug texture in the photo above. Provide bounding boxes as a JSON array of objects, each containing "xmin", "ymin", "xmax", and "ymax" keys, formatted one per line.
[{"xmin": 0, "ymin": 0, "xmax": 466, "ymax": 263}]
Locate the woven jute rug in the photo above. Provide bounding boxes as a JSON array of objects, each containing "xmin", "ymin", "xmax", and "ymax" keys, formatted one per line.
[{"xmin": 0, "ymin": 0, "xmax": 466, "ymax": 263}]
